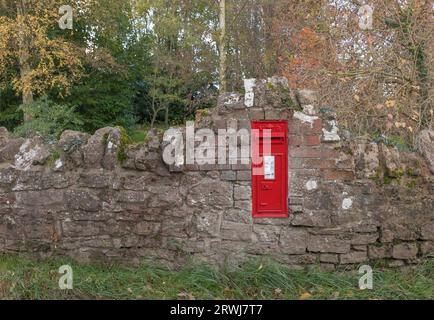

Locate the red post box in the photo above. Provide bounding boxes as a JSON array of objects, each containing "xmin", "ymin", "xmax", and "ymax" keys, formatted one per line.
[{"xmin": 251, "ymin": 120, "xmax": 288, "ymax": 218}]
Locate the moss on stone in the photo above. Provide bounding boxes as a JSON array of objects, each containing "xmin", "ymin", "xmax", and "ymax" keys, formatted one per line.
[
  {"xmin": 406, "ymin": 180, "xmax": 417, "ymax": 189},
  {"xmin": 342, "ymin": 146, "xmax": 354, "ymax": 156},
  {"xmin": 46, "ymin": 148, "xmax": 61, "ymax": 168},
  {"xmin": 383, "ymin": 170, "xmax": 403, "ymax": 185},
  {"xmin": 266, "ymin": 81, "xmax": 275, "ymax": 90},
  {"xmin": 388, "ymin": 168, "xmax": 405, "ymax": 178},
  {"xmin": 116, "ymin": 126, "xmax": 133, "ymax": 163},
  {"xmin": 196, "ymin": 109, "xmax": 211, "ymax": 117},
  {"xmin": 383, "ymin": 175, "xmax": 393, "ymax": 185},
  {"xmin": 369, "ymin": 169, "xmax": 384, "ymax": 186},
  {"xmin": 279, "ymin": 88, "xmax": 300, "ymax": 111}
]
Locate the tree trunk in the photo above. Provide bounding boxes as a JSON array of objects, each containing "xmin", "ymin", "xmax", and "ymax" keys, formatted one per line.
[
  {"xmin": 262, "ymin": 1, "xmax": 276, "ymax": 76},
  {"xmin": 17, "ymin": 0, "xmax": 33, "ymax": 121},
  {"xmin": 150, "ymin": 110, "xmax": 157, "ymax": 129},
  {"xmin": 218, "ymin": 0, "xmax": 227, "ymax": 93},
  {"xmin": 164, "ymin": 105, "xmax": 169, "ymax": 128}
]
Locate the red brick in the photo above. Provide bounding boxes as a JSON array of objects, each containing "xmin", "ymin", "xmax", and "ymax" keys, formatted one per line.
[
  {"xmin": 232, "ymin": 163, "xmax": 251, "ymax": 170},
  {"xmin": 290, "ymin": 147, "xmax": 339, "ymax": 159},
  {"xmin": 184, "ymin": 164, "xmax": 199, "ymax": 171},
  {"xmin": 303, "ymin": 135, "xmax": 321, "ymax": 146},
  {"xmin": 320, "ymin": 148, "xmax": 340, "ymax": 159},
  {"xmin": 300, "ymin": 119, "xmax": 322, "ymax": 135},
  {"xmin": 290, "ymin": 147, "xmax": 322, "ymax": 158},
  {"xmin": 322, "ymin": 169, "xmax": 355, "ymax": 181},
  {"xmin": 303, "ymin": 159, "xmax": 336, "ymax": 169},
  {"xmin": 289, "ymin": 136, "xmax": 302, "ymax": 146},
  {"xmin": 199, "ymin": 164, "xmax": 219, "ymax": 171},
  {"xmin": 313, "ymin": 119, "xmax": 322, "ymax": 132},
  {"xmin": 288, "ymin": 158, "xmax": 304, "ymax": 169},
  {"xmin": 288, "ymin": 121, "xmax": 301, "ymax": 134},
  {"xmin": 336, "ymin": 159, "xmax": 354, "ymax": 170}
]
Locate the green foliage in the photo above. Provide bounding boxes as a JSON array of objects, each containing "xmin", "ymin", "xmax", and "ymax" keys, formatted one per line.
[
  {"xmin": 1, "ymin": 254, "xmax": 433, "ymax": 300},
  {"xmin": 46, "ymin": 148, "xmax": 62, "ymax": 168},
  {"xmin": 13, "ymin": 96, "xmax": 83, "ymax": 139},
  {"xmin": 65, "ymin": 73, "xmax": 137, "ymax": 133},
  {"xmin": 372, "ymin": 133, "xmax": 413, "ymax": 152},
  {"xmin": 0, "ymin": 85, "xmax": 22, "ymax": 130},
  {"xmin": 115, "ymin": 126, "xmax": 133, "ymax": 163},
  {"xmin": 0, "ymin": 0, "xmax": 218, "ymax": 134},
  {"xmin": 129, "ymin": 131, "xmax": 146, "ymax": 143}
]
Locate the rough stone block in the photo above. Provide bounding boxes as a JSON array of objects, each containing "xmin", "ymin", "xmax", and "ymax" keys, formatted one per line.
[
  {"xmin": 368, "ymin": 245, "xmax": 390, "ymax": 259},
  {"xmin": 234, "ymin": 185, "xmax": 251, "ymax": 200},
  {"xmin": 220, "ymin": 170, "xmax": 236, "ymax": 181},
  {"xmin": 420, "ymin": 241, "xmax": 434, "ymax": 257},
  {"xmin": 291, "ymin": 211, "xmax": 332, "ymax": 227},
  {"xmin": 186, "ymin": 178, "xmax": 233, "ymax": 209},
  {"xmin": 416, "ymin": 130, "xmax": 434, "ymax": 173},
  {"xmin": 279, "ymin": 227, "xmax": 307, "ymax": 254},
  {"xmin": 320, "ymin": 253, "xmax": 339, "ymax": 264},
  {"xmin": 15, "ymin": 190, "xmax": 65, "ymax": 208},
  {"xmin": 322, "ymin": 169, "xmax": 355, "ymax": 181},
  {"xmin": 221, "ymin": 221, "xmax": 252, "ymax": 241},
  {"xmin": 340, "ymin": 251, "xmax": 367, "ymax": 264},
  {"xmin": 253, "ymin": 225, "xmax": 280, "ymax": 243},
  {"xmin": 234, "ymin": 200, "xmax": 252, "ymax": 211},
  {"xmin": 194, "ymin": 211, "xmax": 221, "ymax": 237},
  {"xmin": 136, "ymin": 221, "xmax": 161, "ymax": 236},
  {"xmin": 224, "ymin": 208, "xmax": 251, "ymax": 224},
  {"xmin": 236, "ymin": 170, "xmax": 251, "ymax": 181},
  {"xmin": 296, "ymin": 89, "xmax": 317, "ymax": 105},
  {"xmin": 350, "ymin": 233, "xmax": 379, "ymax": 245},
  {"xmin": 392, "ymin": 243, "xmax": 418, "ymax": 259},
  {"xmin": 421, "ymin": 222, "xmax": 434, "ymax": 240},
  {"xmin": 65, "ymin": 190, "xmax": 101, "ymax": 212},
  {"xmin": 307, "ymin": 235, "xmax": 350, "ymax": 254}
]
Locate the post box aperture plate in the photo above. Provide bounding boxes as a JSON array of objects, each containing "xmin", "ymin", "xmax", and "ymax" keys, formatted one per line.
[
  {"xmin": 263, "ymin": 155, "xmax": 275, "ymax": 180},
  {"xmin": 251, "ymin": 120, "xmax": 288, "ymax": 218}
]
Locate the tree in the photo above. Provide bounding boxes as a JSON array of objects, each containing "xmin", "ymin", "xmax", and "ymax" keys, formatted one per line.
[
  {"xmin": 218, "ymin": 0, "xmax": 227, "ymax": 92},
  {"xmin": 137, "ymin": 0, "xmax": 218, "ymax": 128},
  {"xmin": 271, "ymin": 0, "xmax": 433, "ymax": 143},
  {"xmin": 0, "ymin": 0, "xmax": 83, "ymax": 120}
]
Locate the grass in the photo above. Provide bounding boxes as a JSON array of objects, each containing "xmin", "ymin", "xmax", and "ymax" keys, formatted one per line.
[
  {"xmin": 128, "ymin": 123, "xmax": 169, "ymax": 143},
  {"xmin": 0, "ymin": 254, "xmax": 433, "ymax": 300}
]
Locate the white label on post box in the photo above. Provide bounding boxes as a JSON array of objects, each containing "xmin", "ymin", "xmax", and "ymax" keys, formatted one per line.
[{"xmin": 264, "ymin": 156, "xmax": 275, "ymax": 180}]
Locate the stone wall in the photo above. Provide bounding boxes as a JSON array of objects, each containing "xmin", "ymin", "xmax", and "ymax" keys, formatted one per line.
[{"xmin": 1, "ymin": 76, "xmax": 433, "ymax": 269}]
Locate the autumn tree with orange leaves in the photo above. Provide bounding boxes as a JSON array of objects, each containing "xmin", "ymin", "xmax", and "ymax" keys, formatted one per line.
[
  {"xmin": 270, "ymin": 0, "xmax": 433, "ymax": 143},
  {"xmin": 0, "ymin": 0, "xmax": 83, "ymax": 120}
]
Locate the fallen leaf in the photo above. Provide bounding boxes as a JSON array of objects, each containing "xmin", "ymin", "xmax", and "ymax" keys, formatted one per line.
[
  {"xmin": 331, "ymin": 291, "xmax": 340, "ymax": 300},
  {"xmin": 385, "ymin": 100, "xmax": 396, "ymax": 108},
  {"xmin": 177, "ymin": 291, "xmax": 195, "ymax": 300},
  {"xmin": 299, "ymin": 292, "xmax": 312, "ymax": 300},
  {"xmin": 386, "ymin": 121, "xmax": 393, "ymax": 130}
]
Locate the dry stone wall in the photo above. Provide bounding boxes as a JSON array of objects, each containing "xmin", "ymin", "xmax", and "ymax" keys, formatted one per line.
[{"xmin": 1, "ymin": 76, "xmax": 433, "ymax": 269}]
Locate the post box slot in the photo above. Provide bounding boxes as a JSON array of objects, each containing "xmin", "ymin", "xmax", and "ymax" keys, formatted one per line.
[{"xmin": 256, "ymin": 137, "xmax": 285, "ymax": 144}]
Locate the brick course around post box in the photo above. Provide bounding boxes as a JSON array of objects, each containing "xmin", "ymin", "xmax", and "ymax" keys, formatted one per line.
[{"xmin": 0, "ymin": 76, "xmax": 433, "ymax": 269}]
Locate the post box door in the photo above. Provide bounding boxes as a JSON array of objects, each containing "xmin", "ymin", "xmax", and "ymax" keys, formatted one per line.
[{"xmin": 251, "ymin": 121, "xmax": 288, "ymax": 218}]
